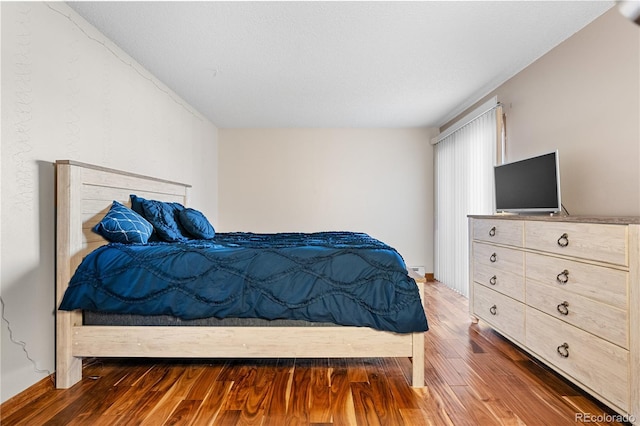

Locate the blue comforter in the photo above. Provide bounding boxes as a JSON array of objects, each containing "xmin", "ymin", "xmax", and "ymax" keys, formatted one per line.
[{"xmin": 59, "ymin": 232, "xmax": 428, "ymax": 333}]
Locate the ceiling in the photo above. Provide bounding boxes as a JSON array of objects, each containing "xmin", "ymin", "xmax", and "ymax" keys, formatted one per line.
[{"xmin": 68, "ymin": 1, "xmax": 614, "ymax": 129}]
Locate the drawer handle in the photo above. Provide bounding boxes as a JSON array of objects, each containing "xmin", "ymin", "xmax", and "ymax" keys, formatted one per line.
[
  {"xmin": 490, "ymin": 253, "xmax": 497, "ymax": 263},
  {"xmin": 556, "ymin": 270, "xmax": 569, "ymax": 284},
  {"xmin": 489, "ymin": 227, "xmax": 496, "ymax": 237},
  {"xmin": 556, "ymin": 343, "xmax": 570, "ymax": 358},
  {"xmin": 489, "ymin": 275, "xmax": 497, "ymax": 286},
  {"xmin": 556, "ymin": 301, "xmax": 569, "ymax": 316},
  {"xmin": 557, "ymin": 233, "xmax": 569, "ymax": 247},
  {"xmin": 489, "ymin": 305, "xmax": 497, "ymax": 315}
]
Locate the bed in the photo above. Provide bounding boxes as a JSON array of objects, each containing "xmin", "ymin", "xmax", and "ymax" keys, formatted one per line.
[{"xmin": 55, "ymin": 160, "xmax": 428, "ymax": 389}]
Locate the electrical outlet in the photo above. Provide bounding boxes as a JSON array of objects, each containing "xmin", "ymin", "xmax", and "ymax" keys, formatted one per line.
[{"xmin": 409, "ymin": 266, "xmax": 425, "ymax": 276}]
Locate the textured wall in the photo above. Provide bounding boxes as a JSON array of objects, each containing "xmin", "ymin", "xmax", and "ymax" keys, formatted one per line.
[{"xmin": 0, "ymin": 2, "xmax": 218, "ymax": 402}]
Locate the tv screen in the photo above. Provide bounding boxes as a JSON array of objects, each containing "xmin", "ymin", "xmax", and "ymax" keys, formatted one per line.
[{"xmin": 494, "ymin": 151, "xmax": 561, "ymax": 213}]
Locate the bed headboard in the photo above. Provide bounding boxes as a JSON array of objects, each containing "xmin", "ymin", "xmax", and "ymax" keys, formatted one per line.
[
  {"xmin": 56, "ymin": 160, "xmax": 191, "ymax": 262},
  {"xmin": 55, "ymin": 160, "xmax": 191, "ymax": 386}
]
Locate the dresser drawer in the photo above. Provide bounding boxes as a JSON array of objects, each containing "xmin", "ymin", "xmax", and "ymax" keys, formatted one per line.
[
  {"xmin": 525, "ymin": 221, "xmax": 628, "ymax": 266},
  {"xmin": 473, "ymin": 242, "xmax": 525, "ymax": 301},
  {"xmin": 473, "ymin": 261, "xmax": 524, "ymax": 302},
  {"xmin": 526, "ymin": 280, "xmax": 628, "ymax": 349},
  {"xmin": 525, "ymin": 252, "xmax": 628, "ymax": 309},
  {"xmin": 526, "ymin": 307, "xmax": 629, "ymax": 411},
  {"xmin": 473, "ymin": 219, "xmax": 523, "ymax": 247},
  {"xmin": 473, "ymin": 242, "xmax": 524, "ymax": 273},
  {"xmin": 473, "ymin": 283, "xmax": 524, "ymax": 343}
]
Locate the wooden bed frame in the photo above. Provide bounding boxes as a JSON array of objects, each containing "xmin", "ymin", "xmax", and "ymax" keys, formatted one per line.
[{"xmin": 55, "ymin": 160, "xmax": 426, "ymax": 389}]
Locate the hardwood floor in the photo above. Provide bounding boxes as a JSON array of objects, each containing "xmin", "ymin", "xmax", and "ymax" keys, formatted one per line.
[{"xmin": 1, "ymin": 281, "xmax": 628, "ymax": 425}]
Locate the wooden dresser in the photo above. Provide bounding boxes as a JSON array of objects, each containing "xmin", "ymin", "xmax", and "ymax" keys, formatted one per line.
[{"xmin": 469, "ymin": 215, "xmax": 639, "ymax": 423}]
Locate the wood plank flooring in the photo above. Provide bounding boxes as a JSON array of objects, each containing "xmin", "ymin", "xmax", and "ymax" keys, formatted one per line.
[{"xmin": 1, "ymin": 281, "xmax": 629, "ymax": 425}]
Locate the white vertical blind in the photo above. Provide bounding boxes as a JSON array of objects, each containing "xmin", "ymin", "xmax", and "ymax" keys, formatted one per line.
[{"xmin": 434, "ymin": 106, "xmax": 498, "ymax": 297}]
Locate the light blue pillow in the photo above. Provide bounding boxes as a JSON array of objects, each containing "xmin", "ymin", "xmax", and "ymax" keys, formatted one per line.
[
  {"xmin": 179, "ymin": 208, "xmax": 215, "ymax": 239},
  {"xmin": 92, "ymin": 201, "xmax": 154, "ymax": 244},
  {"xmin": 141, "ymin": 199, "xmax": 189, "ymax": 242}
]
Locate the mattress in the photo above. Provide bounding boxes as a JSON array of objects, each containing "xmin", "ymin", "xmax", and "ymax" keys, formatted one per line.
[
  {"xmin": 60, "ymin": 232, "xmax": 429, "ymax": 333},
  {"xmin": 83, "ymin": 311, "xmax": 336, "ymax": 327}
]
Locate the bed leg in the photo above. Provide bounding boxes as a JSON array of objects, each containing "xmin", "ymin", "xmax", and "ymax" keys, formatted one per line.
[
  {"xmin": 56, "ymin": 311, "xmax": 82, "ymax": 388},
  {"xmin": 410, "ymin": 279, "xmax": 425, "ymax": 387},
  {"xmin": 411, "ymin": 331, "xmax": 425, "ymax": 387},
  {"xmin": 56, "ymin": 162, "xmax": 83, "ymax": 388}
]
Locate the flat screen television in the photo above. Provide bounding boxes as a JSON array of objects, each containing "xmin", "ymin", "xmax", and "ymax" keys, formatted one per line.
[{"xmin": 494, "ymin": 151, "xmax": 562, "ymax": 214}]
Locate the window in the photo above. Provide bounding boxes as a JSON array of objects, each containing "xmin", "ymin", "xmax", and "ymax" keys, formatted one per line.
[{"xmin": 433, "ymin": 99, "xmax": 502, "ymax": 297}]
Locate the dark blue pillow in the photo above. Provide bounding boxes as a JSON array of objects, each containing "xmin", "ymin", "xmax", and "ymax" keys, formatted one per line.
[
  {"xmin": 92, "ymin": 201, "xmax": 154, "ymax": 244},
  {"xmin": 129, "ymin": 194, "xmax": 162, "ymax": 242},
  {"xmin": 140, "ymin": 199, "xmax": 189, "ymax": 242},
  {"xmin": 179, "ymin": 208, "xmax": 215, "ymax": 239},
  {"xmin": 129, "ymin": 194, "xmax": 146, "ymax": 216}
]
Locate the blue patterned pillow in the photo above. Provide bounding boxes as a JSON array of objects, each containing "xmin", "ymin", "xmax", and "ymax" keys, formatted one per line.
[
  {"xmin": 92, "ymin": 201, "xmax": 154, "ymax": 244},
  {"xmin": 179, "ymin": 208, "xmax": 215, "ymax": 239},
  {"xmin": 141, "ymin": 199, "xmax": 189, "ymax": 242}
]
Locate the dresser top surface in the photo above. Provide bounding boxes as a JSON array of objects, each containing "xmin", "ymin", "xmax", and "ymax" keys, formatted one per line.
[{"xmin": 468, "ymin": 214, "xmax": 640, "ymax": 225}]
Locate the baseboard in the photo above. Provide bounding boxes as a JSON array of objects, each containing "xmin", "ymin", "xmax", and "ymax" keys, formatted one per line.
[{"xmin": 0, "ymin": 374, "xmax": 55, "ymax": 419}]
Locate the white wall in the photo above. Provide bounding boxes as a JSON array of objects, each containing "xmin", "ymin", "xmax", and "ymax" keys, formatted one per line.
[
  {"xmin": 218, "ymin": 128, "xmax": 436, "ymax": 273},
  {"xmin": 446, "ymin": 8, "xmax": 640, "ymax": 217},
  {"xmin": 1, "ymin": 2, "xmax": 218, "ymax": 402},
  {"xmin": 498, "ymin": 8, "xmax": 639, "ymax": 217}
]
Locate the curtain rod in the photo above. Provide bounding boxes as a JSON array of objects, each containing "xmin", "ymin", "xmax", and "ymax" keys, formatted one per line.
[{"xmin": 431, "ymin": 98, "xmax": 500, "ymax": 145}]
